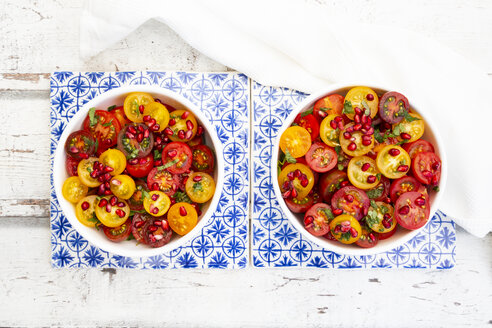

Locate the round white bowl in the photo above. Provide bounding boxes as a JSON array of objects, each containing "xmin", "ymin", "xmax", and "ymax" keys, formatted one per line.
[
  {"xmin": 54, "ymin": 85, "xmax": 224, "ymax": 257},
  {"xmin": 271, "ymin": 84, "xmax": 447, "ymax": 256}
]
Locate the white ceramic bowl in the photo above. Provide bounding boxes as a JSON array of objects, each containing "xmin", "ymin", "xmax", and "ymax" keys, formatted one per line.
[
  {"xmin": 54, "ymin": 85, "xmax": 224, "ymax": 257},
  {"xmin": 271, "ymin": 84, "xmax": 447, "ymax": 256}
]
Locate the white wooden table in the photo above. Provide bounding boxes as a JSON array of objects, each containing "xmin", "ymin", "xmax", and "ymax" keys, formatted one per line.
[{"xmin": 1, "ymin": 1, "xmax": 491, "ymax": 326}]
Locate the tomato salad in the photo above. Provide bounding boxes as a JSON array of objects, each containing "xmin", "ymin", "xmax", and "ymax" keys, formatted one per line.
[
  {"xmin": 278, "ymin": 87, "xmax": 441, "ymax": 248},
  {"xmin": 61, "ymin": 93, "xmax": 216, "ymax": 247}
]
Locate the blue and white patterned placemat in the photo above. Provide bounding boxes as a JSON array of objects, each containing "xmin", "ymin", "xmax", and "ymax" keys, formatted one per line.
[
  {"xmin": 50, "ymin": 71, "xmax": 249, "ymax": 269},
  {"xmin": 251, "ymin": 81, "xmax": 456, "ymax": 269}
]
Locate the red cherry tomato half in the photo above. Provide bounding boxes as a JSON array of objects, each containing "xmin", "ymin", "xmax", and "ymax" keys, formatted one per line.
[
  {"xmin": 304, "ymin": 203, "xmax": 332, "ymax": 236},
  {"xmin": 83, "ymin": 110, "xmax": 121, "ymax": 148},
  {"xmin": 66, "ymin": 156, "xmax": 80, "ymax": 176},
  {"xmin": 147, "ymin": 167, "xmax": 181, "ymax": 197},
  {"xmin": 131, "ymin": 212, "xmax": 152, "ymax": 243},
  {"xmin": 102, "ymin": 219, "xmax": 132, "ymax": 242},
  {"xmin": 64, "ymin": 130, "xmax": 96, "ymax": 160},
  {"xmin": 366, "ymin": 176, "xmax": 390, "ymax": 202},
  {"xmin": 126, "ymin": 154, "xmax": 154, "ymax": 178},
  {"xmin": 285, "ymin": 191, "xmax": 320, "ymax": 213},
  {"xmin": 331, "ymin": 186, "xmax": 370, "ymax": 221},
  {"xmin": 191, "ymin": 144, "xmax": 215, "ymax": 173},
  {"xmin": 403, "ymin": 139, "xmax": 435, "ymax": 160},
  {"xmin": 395, "ymin": 191, "xmax": 430, "ymax": 230},
  {"xmin": 355, "ymin": 224, "xmax": 379, "ymax": 248},
  {"xmin": 142, "ymin": 217, "xmax": 173, "ymax": 247},
  {"xmin": 294, "ymin": 113, "xmax": 320, "ymax": 139},
  {"xmin": 389, "ymin": 176, "xmax": 422, "ymax": 203},
  {"xmin": 412, "ymin": 152, "xmax": 442, "ymax": 185},
  {"xmin": 313, "ymin": 94, "xmax": 344, "ymax": 121},
  {"xmin": 304, "ymin": 142, "xmax": 337, "ymax": 173},
  {"xmin": 319, "ymin": 170, "xmax": 348, "ymax": 203},
  {"xmin": 162, "ymin": 142, "xmax": 193, "ymax": 174},
  {"xmin": 378, "ymin": 91, "xmax": 409, "ymax": 124}
]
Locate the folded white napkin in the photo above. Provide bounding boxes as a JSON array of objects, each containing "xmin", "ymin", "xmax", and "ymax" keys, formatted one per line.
[{"xmin": 80, "ymin": 0, "xmax": 492, "ymax": 237}]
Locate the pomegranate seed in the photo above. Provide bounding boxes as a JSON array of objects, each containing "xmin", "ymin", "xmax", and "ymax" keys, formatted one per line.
[
  {"xmin": 162, "ymin": 220, "xmax": 170, "ymax": 231},
  {"xmin": 348, "ymin": 142, "xmax": 357, "ymax": 151},
  {"xmin": 138, "ymin": 125, "xmax": 144, "ymax": 132},
  {"xmin": 151, "ymin": 193, "xmax": 159, "ymax": 201},
  {"xmin": 361, "ymin": 163, "xmax": 370, "ymax": 172},
  {"xmin": 304, "ymin": 216, "xmax": 314, "ymax": 226},
  {"xmin": 282, "ymin": 181, "xmax": 291, "ymax": 190},
  {"xmin": 366, "ymin": 94, "xmax": 374, "ymax": 101},
  {"xmin": 181, "ymin": 111, "xmax": 189, "ymax": 119},
  {"xmin": 106, "ymin": 204, "xmax": 112, "ymax": 213},
  {"xmin": 422, "ymin": 170, "xmax": 433, "ymax": 178},
  {"xmin": 152, "ymin": 207, "xmax": 159, "ymax": 214},
  {"xmin": 103, "ymin": 173, "xmax": 111, "ymax": 181},
  {"xmin": 369, "ymin": 233, "xmax": 376, "ymax": 242},
  {"xmin": 81, "ymin": 202, "xmax": 90, "ymax": 210},
  {"xmin": 353, "ymin": 123, "xmax": 362, "ymax": 131},
  {"xmin": 178, "ymin": 130, "xmax": 185, "ymax": 139},
  {"xmin": 291, "ymin": 188, "xmax": 298, "ymax": 198},
  {"xmin": 117, "ymin": 202, "xmax": 125, "ymax": 208},
  {"xmin": 193, "ymin": 175, "xmax": 202, "ymax": 182},
  {"xmin": 361, "ymin": 115, "xmax": 368, "ymax": 124},
  {"xmin": 397, "ymin": 165, "xmax": 408, "ymax": 172},
  {"xmin": 431, "ymin": 176, "xmax": 439, "ymax": 185},
  {"xmin": 125, "ymin": 132, "xmax": 135, "ymax": 140},
  {"xmin": 136, "ymin": 133, "xmax": 143, "ymax": 143},
  {"xmin": 167, "ymin": 149, "xmax": 177, "ymax": 158},
  {"xmin": 364, "ymin": 127, "xmax": 374, "ymax": 135},
  {"xmin": 104, "ymin": 139, "xmax": 112, "ymax": 146},
  {"xmin": 70, "ymin": 146, "xmax": 79, "ymax": 153},
  {"xmin": 354, "ymin": 114, "xmax": 361, "ymax": 124},
  {"xmin": 151, "ymin": 124, "xmax": 160, "ymax": 132},
  {"xmin": 112, "ymin": 179, "xmax": 121, "ymax": 186},
  {"xmin": 170, "ymin": 199, "xmax": 176, "ymax": 205},
  {"xmin": 334, "ymin": 225, "xmax": 342, "ymax": 233},
  {"xmin": 169, "ymin": 118, "xmax": 176, "ymax": 126},
  {"xmin": 349, "ymin": 227, "xmax": 358, "ymax": 238},
  {"xmin": 346, "ymin": 126, "xmax": 354, "ymax": 133},
  {"xmin": 149, "ymin": 235, "xmax": 156, "ymax": 243},
  {"xmin": 115, "ymin": 209, "xmax": 125, "ymax": 218},
  {"xmin": 110, "ymin": 196, "xmax": 117, "ymax": 206},
  {"xmin": 337, "ymin": 121, "xmax": 344, "ymax": 130},
  {"xmin": 149, "ymin": 226, "xmax": 158, "ymax": 233},
  {"xmin": 362, "ymin": 138, "xmax": 372, "ymax": 146},
  {"xmin": 287, "ymin": 172, "xmax": 295, "ymax": 181},
  {"xmin": 318, "ymin": 111, "xmax": 328, "ymax": 118},
  {"xmin": 154, "ymin": 220, "xmax": 162, "ymax": 226},
  {"xmin": 79, "ymin": 153, "xmax": 89, "ymax": 159},
  {"xmin": 400, "ymin": 133, "xmax": 411, "ymax": 140},
  {"xmin": 139, "ymin": 157, "xmax": 148, "ymax": 165},
  {"xmin": 129, "ymin": 158, "xmax": 138, "ymax": 165},
  {"xmin": 294, "ymin": 169, "xmax": 302, "ymax": 178},
  {"xmin": 128, "ymin": 126, "xmax": 137, "ymax": 134},
  {"xmin": 330, "ymin": 120, "xmax": 337, "ymax": 129},
  {"xmin": 155, "ymin": 136, "xmax": 162, "ymax": 145},
  {"xmin": 179, "ymin": 206, "xmax": 187, "ymax": 216},
  {"xmin": 344, "ymin": 194, "xmax": 354, "ymax": 203},
  {"xmin": 341, "ymin": 225, "xmax": 350, "ymax": 233},
  {"xmin": 343, "ymin": 132, "xmax": 352, "ymax": 139},
  {"xmin": 143, "ymin": 115, "xmax": 151, "ymax": 122},
  {"xmin": 90, "ymin": 171, "xmax": 98, "ymax": 179},
  {"xmin": 154, "ymin": 159, "xmax": 162, "ymax": 166},
  {"xmin": 432, "ymin": 162, "xmax": 440, "ymax": 170},
  {"xmin": 354, "ymin": 107, "xmax": 362, "ymax": 115},
  {"xmin": 164, "ymin": 127, "xmax": 174, "ymax": 136},
  {"xmin": 185, "ymin": 130, "xmax": 193, "ymax": 139},
  {"xmin": 340, "ymin": 180, "xmax": 349, "ymax": 188},
  {"xmin": 341, "ymin": 220, "xmax": 351, "ymax": 227},
  {"xmin": 197, "ymin": 126, "xmax": 204, "ymax": 136},
  {"xmin": 98, "ymin": 199, "xmax": 108, "ymax": 207},
  {"xmin": 382, "ymin": 219, "xmax": 391, "ymax": 229},
  {"xmin": 363, "ymin": 123, "xmax": 371, "ymax": 130},
  {"xmin": 144, "ymin": 129, "xmax": 150, "ymax": 138},
  {"xmin": 151, "ymin": 183, "xmax": 160, "ymax": 191},
  {"xmin": 104, "ymin": 190, "xmax": 112, "ymax": 195},
  {"xmin": 98, "ymin": 184, "xmax": 106, "ymax": 194},
  {"xmin": 135, "ymin": 220, "xmax": 145, "ymax": 228},
  {"xmin": 398, "ymin": 205, "xmax": 410, "ymax": 215},
  {"xmin": 186, "ymin": 120, "xmax": 194, "ymax": 131},
  {"xmin": 333, "ymin": 209, "xmax": 343, "ymax": 215},
  {"xmin": 389, "ymin": 148, "xmax": 400, "ymax": 156},
  {"xmin": 300, "ymin": 177, "xmax": 309, "ymax": 187},
  {"xmin": 104, "ymin": 166, "xmax": 114, "ymax": 173},
  {"xmin": 97, "ymin": 175, "xmax": 105, "ymax": 183},
  {"xmin": 415, "ymin": 197, "xmax": 426, "ymax": 206},
  {"xmin": 282, "ymin": 190, "xmax": 291, "ymax": 198},
  {"xmin": 367, "ymin": 175, "xmax": 377, "ymax": 183},
  {"xmin": 139, "ymin": 105, "xmax": 144, "ymax": 113}
]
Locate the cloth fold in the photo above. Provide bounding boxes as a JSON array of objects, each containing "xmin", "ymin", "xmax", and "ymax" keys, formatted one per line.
[{"xmin": 80, "ymin": 0, "xmax": 492, "ymax": 237}]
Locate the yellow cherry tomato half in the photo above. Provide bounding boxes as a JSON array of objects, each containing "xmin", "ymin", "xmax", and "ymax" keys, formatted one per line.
[
  {"xmin": 319, "ymin": 114, "xmax": 342, "ymax": 147},
  {"xmin": 77, "ymin": 157, "xmax": 101, "ymax": 187},
  {"xmin": 344, "ymin": 86, "xmax": 379, "ymax": 119},
  {"xmin": 339, "ymin": 123, "xmax": 374, "ymax": 157},
  {"xmin": 185, "ymin": 172, "xmax": 216, "ymax": 203},
  {"xmin": 123, "ymin": 92, "xmax": 155, "ymax": 123},
  {"xmin": 95, "ymin": 197, "xmax": 130, "ymax": 227},
  {"xmin": 62, "ymin": 176, "xmax": 88, "ymax": 203},
  {"xmin": 376, "ymin": 145, "xmax": 411, "ymax": 179},
  {"xmin": 347, "ymin": 156, "xmax": 381, "ymax": 190},
  {"xmin": 329, "ymin": 214, "xmax": 362, "ymax": 244},
  {"xmin": 278, "ymin": 163, "xmax": 315, "ymax": 200},
  {"xmin": 279, "ymin": 126, "xmax": 312, "ymax": 159},
  {"xmin": 75, "ymin": 195, "xmax": 98, "ymax": 227},
  {"xmin": 143, "ymin": 190, "xmax": 171, "ymax": 216},
  {"xmin": 394, "ymin": 113, "xmax": 424, "ymax": 143},
  {"xmin": 168, "ymin": 109, "xmax": 198, "ymax": 142},
  {"xmin": 99, "ymin": 149, "xmax": 126, "ymax": 176},
  {"xmin": 365, "ymin": 201, "xmax": 396, "ymax": 234},
  {"xmin": 167, "ymin": 202, "xmax": 198, "ymax": 236},
  {"xmin": 110, "ymin": 174, "xmax": 136, "ymax": 200},
  {"xmin": 143, "ymin": 101, "xmax": 169, "ymax": 132}
]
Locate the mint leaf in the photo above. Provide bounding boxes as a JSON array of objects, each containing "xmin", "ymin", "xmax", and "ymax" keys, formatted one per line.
[
  {"xmin": 361, "ymin": 100, "xmax": 371, "ymax": 116},
  {"xmin": 154, "ymin": 150, "xmax": 162, "ymax": 160},
  {"xmin": 318, "ymin": 107, "xmax": 331, "ymax": 112},
  {"xmin": 301, "ymin": 109, "xmax": 314, "ymax": 117},
  {"xmin": 141, "ymin": 189, "xmax": 151, "ymax": 200},
  {"xmin": 366, "ymin": 186, "xmax": 384, "ymax": 199},
  {"xmin": 193, "ymin": 181, "xmax": 203, "ymax": 192},
  {"xmin": 433, "ymin": 186, "xmax": 440, "ymax": 192},
  {"xmin": 284, "ymin": 149, "xmax": 297, "ymax": 164},
  {"xmin": 107, "ymin": 105, "xmax": 116, "ymax": 111},
  {"xmin": 88, "ymin": 107, "xmax": 98, "ymax": 127},
  {"xmin": 342, "ymin": 100, "xmax": 354, "ymax": 115},
  {"xmin": 403, "ymin": 111, "xmax": 420, "ymax": 122},
  {"xmin": 157, "ymin": 158, "xmax": 179, "ymax": 171},
  {"xmin": 337, "ymin": 164, "xmax": 344, "ymax": 171},
  {"xmin": 321, "ymin": 208, "xmax": 334, "ymax": 221},
  {"xmin": 173, "ymin": 191, "xmax": 192, "ymax": 203}
]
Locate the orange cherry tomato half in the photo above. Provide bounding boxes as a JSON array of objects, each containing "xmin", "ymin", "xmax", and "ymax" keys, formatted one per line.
[
  {"xmin": 278, "ymin": 163, "xmax": 315, "ymax": 200},
  {"xmin": 167, "ymin": 202, "xmax": 198, "ymax": 236},
  {"xmin": 62, "ymin": 176, "xmax": 89, "ymax": 203},
  {"xmin": 329, "ymin": 214, "xmax": 362, "ymax": 244},
  {"xmin": 185, "ymin": 172, "xmax": 216, "ymax": 203},
  {"xmin": 123, "ymin": 92, "xmax": 154, "ymax": 123},
  {"xmin": 313, "ymin": 94, "xmax": 344, "ymax": 120},
  {"xmin": 279, "ymin": 126, "xmax": 311, "ymax": 159}
]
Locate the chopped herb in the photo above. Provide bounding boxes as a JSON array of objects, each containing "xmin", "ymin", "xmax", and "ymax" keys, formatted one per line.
[
  {"xmin": 102, "ymin": 122, "xmax": 112, "ymax": 127},
  {"xmin": 284, "ymin": 149, "xmax": 297, "ymax": 164},
  {"xmin": 193, "ymin": 182, "xmax": 203, "ymax": 192},
  {"xmin": 337, "ymin": 164, "xmax": 344, "ymax": 171},
  {"xmin": 141, "ymin": 189, "xmax": 151, "ymax": 200},
  {"xmin": 157, "ymin": 159, "xmax": 179, "ymax": 171},
  {"xmin": 370, "ymin": 200, "xmax": 378, "ymax": 209},
  {"xmin": 88, "ymin": 107, "xmax": 97, "ymax": 127},
  {"xmin": 301, "ymin": 108, "xmax": 314, "ymax": 117},
  {"xmin": 403, "ymin": 111, "xmax": 420, "ymax": 122},
  {"xmin": 374, "ymin": 128, "xmax": 385, "ymax": 143},
  {"xmin": 129, "ymin": 209, "xmax": 146, "ymax": 216},
  {"xmin": 361, "ymin": 100, "xmax": 371, "ymax": 116},
  {"xmin": 334, "ymin": 146, "xmax": 342, "ymax": 155},
  {"xmin": 433, "ymin": 186, "xmax": 440, "ymax": 192},
  {"xmin": 291, "ymin": 122, "xmax": 299, "ymax": 126},
  {"xmin": 318, "ymin": 107, "xmax": 331, "ymax": 112},
  {"xmin": 376, "ymin": 173, "xmax": 382, "ymax": 180},
  {"xmin": 95, "ymin": 196, "xmax": 102, "ymax": 201},
  {"xmin": 173, "ymin": 191, "xmax": 192, "ymax": 203},
  {"xmin": 365, "ymin": 209, "xmax": 380, "ymax": 227},
  {"xmin": 94, "ymin": 139, "xmax": 99, "ymax": 152},
  {"xmin": 340, "ymin": 231, "xmax": 351, "ymax": 241},
  {"xmin": 342, "ymin": 100, "xmax": 354, "ymax": 115},
  {"xmin": 154, "ymin": 150, "xmax": 162, "ymax": 160},
  {"xmin": 321, "ymin": 208, "xmax": 334, "ymax": 221},
  {"xmin": 107, "ymin": 105, "xmax": 116, "ymax": 111},
  {"xmin": 366, "ymin": 186, "xmax": 384, "ymax": 199},
  {"xmin": 392, "ymin": 124, "xmax": 402, "ymax": 136},
  {"xmin": 126, "ymin": 234, "xmax": 135, "ymax": 241}
]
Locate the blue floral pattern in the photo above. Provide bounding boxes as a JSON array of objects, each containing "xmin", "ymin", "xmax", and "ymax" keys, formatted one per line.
[
  {"xmin": 50, "ymin": 71, "xmax": 249, "ymax": 269},
  {"xmin": 251, "ymin": 81, "xmax": 456, "ymax": 269}
]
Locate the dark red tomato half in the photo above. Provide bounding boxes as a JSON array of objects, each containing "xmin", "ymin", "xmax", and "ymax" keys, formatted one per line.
[
  {"xmin": 319, "ymin": 170, "xmax": 348, "ymax": 203},
  {"xmin": 395, "ymin": 191, "xmax": 430, "ymax": 230},
  {"xmin": 102, "ymin": 219, "xmax": 132, "ymax": 242},
  {"xmin": 64, "ymin": 130, "xmax": 96, "ymax": 160},
  {"xmin": 131, "ymin": 213, "xmax": 153, "ymax": 243},
  {"xmin": 66, "ymin": 156, "xmax": 80, "ymax": 176},
  {"xmin": 304, "ymin": 142, "xmax": 337, "ymax": 173},
  {"xmin": 378, "ymin": 91, "xmax": 409, "ymax": 124},
  {"xmin": 126, "ymin": 154, "xmax": 154, "ymax": 178},
  {"xmin": 83, "ymin": 110, "xmax": 121, "ymax": 148},
  {"xmin": 294, "ymin": 113, "xmax": 320, "ymax": 139},
  {"xmin": 331, "ymin": 186, "xmax": 370, "ymax": 221},
  {"xmin": 191, "ymin": 145, "xmax": 215, "ymax": 172},
  {"xmin": 147, "ymin": 167, "xmax": 180, "ymax": 196},
  {"xmin": 304, "ymin": 203, "xmax": 332, "ymax": 237},
  {"xmin": 313, "ymin": 94, "xmax": 344, "ymax": 121},
  {"xmin": 285, "ymin": 191, "xmax": 320, "ymax": 213},
  {"xmin": 366, "ymin": 176, "xmax": 390, "ymax": 202},
  {"xmin": 355, "ymin": 224, "xmax": 379, "ymax": 248},
  {"xmin": 117, "ymin": 123, "xmax": 154, "ymax": 159},
  {"xmin": 128, "ymin": 180, "xmax": 149, "ymax": 211},
  {"xmin": 162, "ymin": 142, "xmax": 193, "ymax": 174},
  {"xmin": 389, "ymin": 176, "xmax": 422, "ymax": 203},
  {"xmin": 412, "ymin": 152, "xmax": 441, "ymax": 185},
  {"xmin": 142, "ymin": 218, "xmax": 173, "ymax": 247},
  {"xmin": 403, "ymin": 139, "xmax": 435, "ymax": 160},
  {"xmin": 378, "ymin": 225, "xmax": 398, "ymax": 240}
]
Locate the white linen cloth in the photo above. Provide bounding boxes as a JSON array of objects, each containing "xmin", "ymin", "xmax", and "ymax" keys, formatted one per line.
[{"xmin": 80, "ymin": 0, "xmax": 492, "ymax": 237}]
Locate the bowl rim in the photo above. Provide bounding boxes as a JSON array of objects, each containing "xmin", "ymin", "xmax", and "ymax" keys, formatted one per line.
[
  {"xmin": 271, "ymin": 83, "xmax": 447, "ymax": 256},
  {"xmin": 53, "ymin": 85, "xmax": 224, "ymax": 257}
]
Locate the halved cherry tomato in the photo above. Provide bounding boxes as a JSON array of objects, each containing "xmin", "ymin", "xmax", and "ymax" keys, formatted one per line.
[
  {"xmin": 110, "ymin": 174, "xmax": 136, "ymax": 200},
  {"xmin": 395, "ymin": 191, "xmax": 430, "ymax": 230},
  {"xmin": 376, "ymin": 145, "xmax": 411, "ymax": 179},
  {"xmin": 319, "ymin": 170, "xmax": 348, "ymax": 203},
  {"xmin": 344, "ymin": 87, "xmax": 379, "ymax": 119},
  {"xmin": 142, "ymin": 218, "xmax": 173, "ymax": 247},
  {"xmin": 123, "ymin": 92, "xmax": 154, "ymax": 123},
  {"xmin": 278, "ymin": 163, "xmax": 315, "ymax": 200},
  {"xmin": 355, "ymin": 224, "xmax": 379, "ymax": 248},
  {"xmin": 64, "ymin": 130, "xmax": 96, "ymax": 160},
  {"xmin": 365, "ymin": 201, "xmax": 396, "ymax": 234},
  {"xmin": 412, "ymin": 151, "xmax": 441, "ymax": 185},
  {"xmin": 285, "ymin": 191, "xmax": 319, "ymax": 213},
  {"xmin": 128, "ymin": 180, "xmax": 148, "ymax": 211},
  {"xmin": 168, "ymin": 109, "xmax": 198, "ymax": 142},
  {"xmin": 117, "ymin": 123, "xmax": 154, "ymax": 159},
  {"xmin": 304, "ymin": 142, "xmax": 337, "ymax": 173},
  {"xmin": 403, "ymin": 139, "xmax": 435, "ymax": 160},
  {"xmin": 102, "ymin": 219, "xmax": 132, "ymax": 243},
  {"xmin": 147, "ymin": 167, "xmax": 180, "ymax": 196},
  {"xmin": 389, "ymin": 176, "xmax": 422, "ymax": 203},
  {"xmin": 95, "ymin": 197, "xmax": 130, "ymax": 228},
  {"xmin": 185, "ymin": 172, "xmax": 215, "ymax": 203},
  {"xmin": 143, "ymin": 190, "xmax": 171, "ymax": 216},
  {"xmin": 347, "ymin": 156, "xmax": 380, "ymax": 190},
  {"xmin": 304, "ymin": 203, "xmax": 332, "ymax": 236},
  {"xmin": 192, "ymin": 145, "xmax": 215, "ymax": 172},
  {"xmin": 75, "ymin": 195, "xmax": 98, "ymax": 227},
  {"xmin": 77, "ymin": 157, "xmax": 101, "ymax": 187},
  {"xmin": 162, "ymin": 142, "xmax": 193, "ymax": 174},
  {"xmin": 131, "ymin": 212, "xmax": 152, "ymax": 243},
  {"xmin": 168, "ymin": 202, "xmax": 198, "ymax": 235},
  {"xmin": 143, "ymin": 101, "xmax": 169, "ymax": 132},
  {"xmin": 83, "ymin": 109, "xmax": 121, "ymax": 148},
  {"xmin": 110, "ymin": 106, "xmax": 131, "ymax": 127},
  {"xmin": 66, "ymin": 156, "xmax": 80, "ymax": 176},
  {"xmin": 331, "ymin": 186, "xmax": 370, "ymax": 220},
  {"xmin": 378, "ymin": 91, "xmax": 409, "ymax": 124},
  {"xmin": 393, "ymin": 113, "xmax": 424, "ymax": 143},
  {"xmin": 329, "ymin": 214, "xmax": 361, "ymax": 244},
  {"xmin": 294, "ymin": 113, "xmax": 319, "ymax": 140},
  {"xmin": 378, "ymin": 225, "xmax": 398, "ymax": 240},
  {"xmin": 366, "ymin": 176, "xmax": 390, "ymax": 202},
  {"xmin": 313, "ymin": 94, "xmax": 344, "ymax": 120},
  {"xmin": 99, "ymin": 149, "xmax": 127, "ymax": 176},
  {"xmin": 319, "ymin": 114, "xmax": 343, "ymax": 147},
  {"xmin": 126, "ymin": 154, "xmax": 154, "ymax": 178},
  {"xmin": 339, "ymin": 123, "xmax": 374, "ymax": 157},
  {"xmin": 188, "ymin": 136, "xmax": 203, "ymax": 147},
  {"xmin": 279, "ymin": 126, "xmax": 311, "ymax": 158}
]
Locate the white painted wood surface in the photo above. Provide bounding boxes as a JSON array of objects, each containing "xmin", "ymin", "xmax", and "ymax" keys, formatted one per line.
[{"xmin": 0, "ymin": 0, "xmax": 491, "ymax": 326}]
